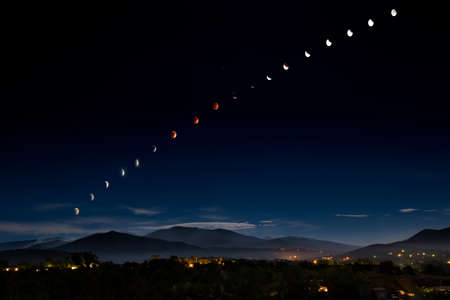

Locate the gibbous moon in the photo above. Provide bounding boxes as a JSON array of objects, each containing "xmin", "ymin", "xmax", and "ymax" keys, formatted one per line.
[
  {"xmin": 347, "ymin": 29, "xmax": 353, "ymax": 37},
  {"xmin": 212, "ymin": 101, "xmax": 219, "ymax": 111},
  {"xmin": 266, "ymin": 75, "xmax": 272, "ymax": 81},
  {"xmin": 90, "ymin": 193, "xmax": 95, "ymax": 201},
  {"xmin": 105, "ymin": 181, "xmax": 110, "ymax": 189},
  {"xmin": 304, "ymin": 51, "xmax": 311, "ymax": 58},
  {"xmin": 74, "ymin": 207, "xmax": 80, "ymax": 215},
  {"xmin": 170, "ymin": 130, "xmax": 177, "ymax": 139},
  {"xmin": 326, "ymin": 39, "xmax": 332, "ymax": 47},
  {"xmin": 193, "ymin": 116, "xmax": 199, "ymax": 125},
  {"xmin": 121, "ymin": 168, "xmax": 126, "ymax": 177},
  {"xmin": 391, "ymin": 9, "xmax": 397, "ymax": 17},
  {"xmin": 135, "ymin": 159, "xmax": 140, "ymax": 168},
  {"xmin": 368, "ymin": 19, "xmax": 374, "ymax": 27},
  {"xmin": 152, "ymin": 145, "xmax": 157, "ymax": 153},
  {"xmin": 282, "ymin": 63, "xmax": 289, "ymax": 71}
]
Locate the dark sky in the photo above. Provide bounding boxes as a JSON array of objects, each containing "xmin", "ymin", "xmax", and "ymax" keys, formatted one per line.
[{"xmin": 1, "ymin": 0, "xmax": 449, "ymax": 245}]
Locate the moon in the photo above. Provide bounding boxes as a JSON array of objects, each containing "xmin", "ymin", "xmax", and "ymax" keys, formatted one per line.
[
  {"xmin": 74, "ymin": 208, "xmax": 80, "ymax": 215},
  {"xmin": 121, "ymin": 168, "xmax": 126, "ymax": 177},
  {"xmin": 347, "ymin": 29, "xmax": 353, "ymax": 37},
  {"xmin": 282, "ymin": 63, "xmax": 289, "ymax": 71},
  {"xmin": 326, "ymin": 39, "xmax": 332, "ymax": 47},
  {"xmin": 212, "ymin": 101, "xmax": 219, "ymax": 111},
  {"xmin": 391, "ymin": 9, "xmax": 397, "ymax": 17},
  {"xmin": 232, "ymin": 91, "xmax": 238, "ymax": 100},
  {"xmin": 304, "ymin": 51, "xmax": 311, "ymax": 58},
  {"xmin": 90, "ymin": 193, "xmax": 95, "ymax": 201},
  {"xmin": 368, "ymin": 19, "xmax": 374, "ymax": 27},
  {"xmin": 135, "ymin": 159, "xmax": 140, "ymax": 168},
  {"xmin": 152, "ymin": 145, "xmax": 157, "ymax": 153},
  {"xmin": 266, "ymin": 75, "xmax": 272, "ymax": 81},
  {"xmin": 170, "ymin": 130, "xmax": 177, "ymax": 139},
  {"xmin": 105, "ymin": 181, "xmax": 110, "ymax": 189}
]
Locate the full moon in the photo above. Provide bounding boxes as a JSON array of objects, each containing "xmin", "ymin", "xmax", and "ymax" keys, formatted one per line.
[
  {"xmin": 391, "ymin": 9, "xmax": 397, "ymax": 17},
  {"xmin": 368, "ymin": 19, "xmax": 374, "ymax": 27}
]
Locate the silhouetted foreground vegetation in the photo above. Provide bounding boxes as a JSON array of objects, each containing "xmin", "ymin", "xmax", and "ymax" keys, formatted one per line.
[{"xmin": 1, "ymin": 256, "xmax": 450, "ymax": 300}]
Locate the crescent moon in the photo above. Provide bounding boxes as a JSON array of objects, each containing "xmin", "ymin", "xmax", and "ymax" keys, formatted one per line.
[
  {"xmin": 266, "ymin": 75, "xmax": 272, "ymax": 81},
  {"xmin": 74, "ymin": 208, "xmax": 80, "ymax": 215},
  {"xmin": 152, "ymin": 145, "xmax": 157, "ymax": 153},
  {"xmin": 105, "ymin": 181, "xmax": 110, "ymax": 189},
  {"xmin": 135, "ymin": 159, "xmax": 140, "ymax": 168},
  {"xmin": 121, "ymin": 168, "xmax": 126, "ymax": 177},
  {"xmin": 304, "ymin": 51, "xmax": 311, "ymax": 58},
  {"xmin": 90, "ymin": 193, "xmax": 95, "ymax": 201},
  {"xmin": 282, "ymin": 63, "xmax": 289, "ymax": 71}
]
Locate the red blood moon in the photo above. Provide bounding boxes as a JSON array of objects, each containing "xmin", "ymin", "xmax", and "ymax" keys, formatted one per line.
[
  {"xmin": 212, "ymin": 101, "xmax": 219, "ymax": 111},
  {"xmin": 170, "ymin": 130, "xmax": 177, "ymax": 139},
  {"xmin": 193, "ymin": 116, "xmax": 199, "ymax": 125}
]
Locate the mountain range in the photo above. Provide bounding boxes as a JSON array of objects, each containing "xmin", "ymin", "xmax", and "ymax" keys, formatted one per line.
[{"xmin": 0, "ymin": 226, "xmax": 449, "ymax": 263}]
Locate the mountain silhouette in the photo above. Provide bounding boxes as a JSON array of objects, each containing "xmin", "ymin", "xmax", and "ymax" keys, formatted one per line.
[{"xmin": 149, "ymin": 226, "xmax": 357, "ymax": 252}]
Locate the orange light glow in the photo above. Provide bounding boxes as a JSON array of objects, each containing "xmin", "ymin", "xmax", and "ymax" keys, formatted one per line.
[
  {"xmin": 212, "ymin": 101, "xmax": 219, "ymax": 111},
  {"xmin": 193, "ymin": 116, "xmax": 199, "ymax": 125},
  {"xmin": 170, "ymin": 130, "xmax": 177, "ymax": 139}
]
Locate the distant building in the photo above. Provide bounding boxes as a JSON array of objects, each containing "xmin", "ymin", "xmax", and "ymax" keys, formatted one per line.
[{"xmin": 150, "ymin": 255, "xmax": 160, "ymax": 261}]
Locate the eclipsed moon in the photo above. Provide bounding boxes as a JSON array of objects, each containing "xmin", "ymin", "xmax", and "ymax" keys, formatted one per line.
[
  {"xmin": 74, "ymin": 207, "xmax": 80, "ymax": 215},
  {"xmin": 347, "ymin": 29, "xmax": 353, "ymax": 37},
  {"xmin": 90, "ymin": 193, "xmax": 95, "ymax": 201},
  {"xmin": 304, "ymin": 51, "xmax": 311, "ymax": 58}
]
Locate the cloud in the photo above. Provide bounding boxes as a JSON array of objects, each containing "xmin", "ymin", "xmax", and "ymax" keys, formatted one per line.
[
  {"xmin": 34, "ymin": 203, "xmax": 73, "ymax": 212},
  {"xmin": 399, "ymin": 208, "xmax": 419, "ymax": 213},
  {"xmin": 138, "ymin": 222, "xmax": 257, "ymax": 231},
  {"xmin": 260, "ymin": 220, "xmax": 273, "ymax": 223},
  {"xmin": 0, "ymin": 221, "xmax": 108, "ymax": 236},
  {"xmin": 423, "ymin": 209, "xmax": 437, "ymax": 212},
  {"xmin": 199, "ymin": 215, "xmax": 229, "ymax": 221},
  {"xmin": 123, "ymin": 206, "xmax": 161, "ymax": 216},
  {"xmin": 336, "ymin": 214, "xmax": 368, "ymax": 218}
]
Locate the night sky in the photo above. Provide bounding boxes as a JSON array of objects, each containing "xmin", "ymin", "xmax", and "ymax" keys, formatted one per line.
[{"xmin": 1, "ymin": 1, "xmax": 449, "ymax": 245}]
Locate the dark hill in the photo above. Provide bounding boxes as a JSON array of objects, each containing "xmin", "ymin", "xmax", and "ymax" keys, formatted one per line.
[
  {"xmin": 149, "ymin": 226, "xmax": 357, "ymax": 253},
  {"xmin": 56, "ymin": 231, "xmax": 204, "ymax": 262}
]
